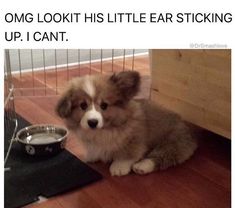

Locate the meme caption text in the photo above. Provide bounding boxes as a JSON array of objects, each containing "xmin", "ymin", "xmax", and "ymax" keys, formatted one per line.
[{"xmin": 4, "ymin": 12, "xmax": 233, "ymax": 42}]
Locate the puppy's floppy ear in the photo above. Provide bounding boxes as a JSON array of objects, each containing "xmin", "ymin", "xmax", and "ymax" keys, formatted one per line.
[
  {"xmin": 109, "ymin": 71, "xmax": 140, "ymax": 100},
  {"xmin": 56, "ymin": 93, "xmax": 72, "ymax": 118}
]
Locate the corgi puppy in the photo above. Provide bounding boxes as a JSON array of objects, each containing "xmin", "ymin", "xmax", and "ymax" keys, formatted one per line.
[{"xmin": 56, "ymin": 71, "xmax": 197, "ymax": 176}]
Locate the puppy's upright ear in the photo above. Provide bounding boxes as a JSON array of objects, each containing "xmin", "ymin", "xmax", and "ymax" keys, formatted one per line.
[
  {"xmin": 56, "ymin": 92, "xmax": 73, "ymax": 118},
  {"xmin": 109, "ymin": 71, "xmax": 140, "ymax": 100}
]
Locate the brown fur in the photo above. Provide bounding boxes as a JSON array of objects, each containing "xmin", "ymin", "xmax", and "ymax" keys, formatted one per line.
[{"xmin": 56, "ymin": 71, "xmax": 197, "ymax": 176}]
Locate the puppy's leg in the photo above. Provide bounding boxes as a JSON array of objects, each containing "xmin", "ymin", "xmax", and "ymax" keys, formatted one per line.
[
  {"xmin": 133, "ymin": 123, "xmax": 197, "ymax": 175},
  {"xmin": 110, "ymin": 143, "xmax": 147, "ymax": 176},
  {"xmin": 110, "ymin": 158, "xmax": 137, "ymax": 176},
  {"xmin": 132, "ymin": 158, "xmax": 155, "ymax": 175}
]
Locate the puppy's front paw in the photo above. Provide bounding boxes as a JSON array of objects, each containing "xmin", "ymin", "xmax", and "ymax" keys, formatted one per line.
[
  {"xmin": 110, "ymin": 160, "xmax": 133, "ymax": 176},
  {"xmin": 132, "ymin": 159, "xmax": 155, "ymax": 175}
]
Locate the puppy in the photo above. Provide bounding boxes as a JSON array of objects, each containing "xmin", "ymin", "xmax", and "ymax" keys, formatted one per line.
[{"xmin": 56, "ymin": 71, "xmax": 197, "ymax": 176}]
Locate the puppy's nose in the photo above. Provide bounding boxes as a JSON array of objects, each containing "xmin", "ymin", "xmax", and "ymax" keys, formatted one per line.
[{"xmin": 88, "ymin": 119, "xmax": 98, "ymax": 129}]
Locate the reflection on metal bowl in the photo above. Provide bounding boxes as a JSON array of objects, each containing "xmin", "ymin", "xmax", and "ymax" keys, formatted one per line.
[{"xmin": 16, "ymin": 124, "xmax": 68, "ymax": 156}]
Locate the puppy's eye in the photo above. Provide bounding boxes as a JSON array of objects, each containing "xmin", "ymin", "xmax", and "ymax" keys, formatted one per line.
[
  {"xmin": 100, "ymin": 102, "xmax": 108, "ymax": 110},
  {"xmin": 80, "ymin": 102, "xmax": 88, "ymax": 110}
]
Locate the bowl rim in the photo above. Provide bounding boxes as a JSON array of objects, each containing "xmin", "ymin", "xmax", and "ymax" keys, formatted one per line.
[{"xmin": 16, "ymin": 124, "xmax": 69, "ymax": 146}]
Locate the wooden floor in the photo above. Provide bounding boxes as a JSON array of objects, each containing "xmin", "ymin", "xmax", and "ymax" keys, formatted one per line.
[{"xmin": 9, "ymin": 56, "xmax": 231, "ymax": 208}]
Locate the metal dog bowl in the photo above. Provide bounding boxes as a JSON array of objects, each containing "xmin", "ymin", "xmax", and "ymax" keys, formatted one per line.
[{"xmin": 16, "ymin": 124, "xmax": 68, "ymax": 156}]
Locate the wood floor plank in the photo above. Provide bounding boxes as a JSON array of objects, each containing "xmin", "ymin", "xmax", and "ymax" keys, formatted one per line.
[
  {"xmin": 83, "ymin": 180, "xmax": 140, "ymax": 208},
  {"xmin": 15, "ymin": 98, "xmax": 60, "ymax": 125},
  {"xmin": 160, "ymin": 167, "xmax": 229, "ymax": 208},
  {"xmin": 186, "ymin": 154, "xmax": 230, "ymax": 190},
  {"xmin": 55, "ymin": 189, "xmax": 103, "ymax": 208}
]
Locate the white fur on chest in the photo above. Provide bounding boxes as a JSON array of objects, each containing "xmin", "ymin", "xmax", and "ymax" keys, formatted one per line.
[
  {"xmin": 85, "ymin": 142, "xmax": 113, "ymax": 162},
  {"xmin": 77, "ymin": 129, "xmax": 128, "ymax": 163}
]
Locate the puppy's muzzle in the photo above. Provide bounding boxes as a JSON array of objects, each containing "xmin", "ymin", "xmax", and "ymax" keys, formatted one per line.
[{"xmin": 88, "ymin": 119, "xmax": 98, "ymax": 129}]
